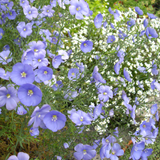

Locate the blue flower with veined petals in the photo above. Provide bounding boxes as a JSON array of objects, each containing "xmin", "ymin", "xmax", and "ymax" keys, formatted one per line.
[
  {"xmin": 43, "ymin": 110, "xmax": 66, "ymax": 132},
  {"xmin": 37, "ymin": 66, "xmax": 53, "ymax": 82},
  {"xmin": 23, "ymin": 5, "xmax": 38, "ymax": 20},
  {"xmin": 69, "ymin": 110, "xmax": 92, "ymax": 126},
  {"xmin": 8, "ymin": 152, "xmax": 30, "ymax": 160},
  {"xmin": 18, "ymin": 83, "xmax": 42, "ymax": 107},
  {"xmin": 130, "ymin": 141, "xmax": 145, "ymax": 160},
  {"xmin": 69, "ymin": 0, "xmax": 89, "ymax": 20},
  {"xmin": 74, "ymin": 143, "xmax": 96, "ymax": 160},
  {"xmin": 0, "ymin": 50, "xmax": 12, "ymax": 65},
  {"xmin": 0, "ymin": 28, "xmax": 4, "ymax": 39},
  {"xmin": 98, "ymin": 85, "xmax": 113, "ymax": 102},
  {"xmin": 17, "ymin": 22, "xmax": 32, "ymax": 38},
  {"xmin": 42, "ymin": 5, "xmax": 55, "ymax": 17},
  {"xmin": 146, "ymin": 27, "xmax": 158, "ymax": 39},
  {"xmin": 0, "ymin": 86, "xmax": 19, "ymax": 110},
  {"xmin": 147, "ymin": 13, "xmax": 157, "ymax": 19},
  {"xmin": 17, "ymin": 105, "xmax": 28, "ymax": 115},
  {"xmin": 10, "ymin": 63, "xmax": 35, "ymax": 85},
  {"xmin": 80, "ymin": 40, "xmax": 93, "ymax": 53},
  {"xmin": 135, "ymin": 7, "xmax": 143, "ymax": 15},
  {"xmin": 123, "ymin": 68, "xmax": 132, "ymax": 82},
  {"xmin": 28, "ymin": 104, "xmax": 51, "ymax": 128},
  {"xmin": 107, "ymin": 35, "xmax": 115, "ymax": 43},
  {"xmin": 68, "ymin": 68, "xmax": 80, "ymax": 81},
  {"xmin": 94, "ymin": 13, "xmax": 103, "ymax": 28}
]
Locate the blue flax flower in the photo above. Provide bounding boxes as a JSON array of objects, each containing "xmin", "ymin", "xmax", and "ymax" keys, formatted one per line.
[
  {"xmin": 64, "ymin": 89, "xmax": 78, "ymax": 101},
  {"xmin": 74, "ymin": 143, "xmax": 96, "ymax": 160},
  {"xmin": 123, "ymin": 68, "xmax": 132, "ymax": 82},
  {"xmin": 33, "ymin": 53, "xmax": 48, "ymax": 69},
  {"xmin": 143, "ymin": 19, "xmax": 148, "ymax": 28},
  {"xmin": 0, "ymin": 86, "xmax": 19, "ymax": 110},
  {"xmin": 18, "ymin": 83, "xmax": 42, "ymax": 106},
  {"xmin": 69, "ymin": 110, "xmax": 92, "ymax": 126},
  {"xmin": 130, "ymin": 141, "xmax": 145, "ymax": 159},
  {"xmin": 141, "ymin": 148, "xmax": 153, "ymax": 160},
  {"xmin": 29, "ymin": 41, "xmax": 46, "ymax": 56},
  {"xmin": 52, "ymin": 55, "xmax": 62, "ymax": 69},
  {"xmin": 147, "ymin": 13, "xmax": 157, "ymax": 19},
  {"xmin": 10, "ymin": 63, "xmax": 35, "ymax": 85},
  {"xmin": 93, "ymin": 103, "xmax": 103, "ymax": 120},
  {"xmin": 80, "ymin": 40, "xmax": 93, "ymax": 53},
  {"xmin": 17, "ymin": 105, "xmax": 28, "ymax": 115},
  {"xmin": 146, "ymin": 27, "xmax": 158, "ymax": 39},
  {"xmin": 42, "ymin": 5, "xmax": 55, "ymax": 17},
  {"xmin": 23, "ymin": 5, "xmax": 38, "ymax": 20},
  {"xmin": 135, "ymin": 7, "xmax": 143, "ymax": 15},
  {"xmin": 0, "ymin": 50, "xmax": 12, "ymax": 64},
  {"xmin": 6, "ymin": 10, "xmax": 17, "ymax": 20},
  {"xmin": 28, "ymin": 104, "xmax": 51, "ymax": 128},
  {"xmin": 37, "ymin": 66, "xmax": 53, "ymax": 82},
  {"xmin": 108, "ymin": 7, "xmax": 120, "ymax": 21},
  {"xmin": 114, "ymin": 62, "xmax": 120, "ymax": 75},
  {"xmin": 151, "ymin": 104, "xmax": 157, "ymax": 114},
  {"xmin": 92, "ymin": 66, "xmax": 106, "ymax": 83},
  {"xmin": 0, "ymin": 28, "xmax": 4, "ymax": 39},
  {"xmin": 94, "ymin": 13, "xmax": 103, "ymax": 28},
  {"xmin": 43, "ymin": 110, "xmax": 66, "ymax": 132},
  {"xmin": 52, "ymin": 81, "xmax": 63, "ymax": 91},
  {"xmin": 8, "ymin": 152, "xmax": 30, "ymax": 160},
  {"xmin": 30, "ymin": 127, "xmax": 39, "ymax": 137},
  {"xmin": 17, "ymin": 22, "xmax": 32, "ymax": 38},
  {"xmin": 20, "ymin": 0, "xmax": 29, "ymax": 8},
  {"xmin": 105, "ymin": 143, "xmax": 124, "ymax": 159},
  {"xmin": 107, "ymin": 35, "xmax": 115, "ymax": 43},
  {"xmin": 98, "ymin": 85, "xmax": 113, "ymax": 102},
  {"xmin": 69, "ymin": 0, "xmax": 89, "ymax": 20},
  {"xmin": 140, "ymin": 121, "xmax": 152, "ymax": 131},
  {"xmin": 68, "ymin": 68, "xmax": 80, "ymax": 81}
]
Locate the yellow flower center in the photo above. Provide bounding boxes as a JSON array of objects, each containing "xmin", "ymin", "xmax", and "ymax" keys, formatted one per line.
[
  {"xmin": 21, "ymin": 72, "xmax": 27, "ymax": 77},
  {"xmin": 0, "ymin": 33, "xmax": 3, "ymax": 36},
  {"xmin": 7, "ymin": 94, "xmax": 10, "ymax": 98},
  {"xmin": 76, "ymin": 7, "xmax": 80, "ymax": 11},
  {"xmin": 112, "ymin": 151, "xmax": 115, "ymax": 155},
  {"xmin": 111, "ymin": 39, "xmax": 113, "ymax": 41},
  {"xmin": 80, "ymin": 116, "xmax": 83, "ymax": 121},
  {"xmin": 44, "ymin": 71, "xmax": 48, "ymax": 75},
  {"xmin": 106, "ymin": 139, "xmax": 109, "ymax": 142},
  {"xmin": 55, "ymin": 84, "xmax": 58, "ymax": 87},
  {"xmin": 143, "ymin": 125, "xmax": 146, "ymax": 128},
  {"xmin": 28, "ymin": 11, "xmax": 31, "ymax": 14},
  {"xmin": 103, "ymin": 92, "xmax": 107, "ymax": 95},
  {"xmin": 22, "ymin": 0, "xmax": 24, "ymax": 3},
  {"xmin": 28, "ymin": 90, "xmax": 33, "ymax": 96},
  {"xmin": 38, "ymin": 59, "xmax": 41, "ymax": 62},
  {"xmin": 84, "ymin": 43, "xmax": 87, "ymax": 47},
  {"xmin": 34, "ymin": 49, "xmax": 38, "ymax": 52},
  {"xmin": 23, "ymin": 28, "xmax": 26, "ymax": 31},
  {"xmin": 83, "ymin": 149, "xmax": 87, "ymax": 155},
  {"xmin": 47, "ymin": 10, "xmax": 49, "ymax": 13},
  {"xmin": 52, "ymin": 115, "xmax": 57, "ymax": 121},
  {"xmin": 71, "ymin": 73, "xmax": 75, "ymax": 76},
  {"xmin": 5, "ymin": 56, "xmax": 7, "ymax": 60}
]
